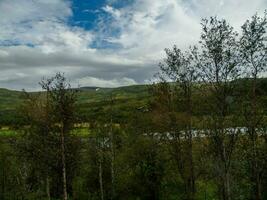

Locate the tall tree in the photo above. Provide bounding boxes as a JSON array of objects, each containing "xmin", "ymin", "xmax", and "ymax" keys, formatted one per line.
[
  {"xmin": 240, "ymin": 11, "xmax": 267, "ymax": 200},
  {"xmin": 17, "ymin": 90, "xmax": 56, "ymax": 200},
  {"xmin": 159, "ymin": 45, "xmax": 199, "ymax": 199},
  {"xmin": 197, "ymin": 17, "xmax": 241, "ymax": 200},
  {"xmin": 109, "ymin": 94, "xmax": 115, "ymax": 200},
  {"xmin": 40, "ymin": 73, "xmax": 78, "ymax": 200}
]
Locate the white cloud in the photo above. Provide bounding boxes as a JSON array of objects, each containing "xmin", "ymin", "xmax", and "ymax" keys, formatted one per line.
[
  {"xmin": 0, "ymin": 45, "xmax": 148, "ymax": 90},
  {"xmin": 103, "ymin": 0, "xmax": 266, "ymax": 62},
  {"xmin": 0, "ymin": 0, "xmax": 266, "ymax": 90},
  {"xmin": 0, "ymin": 0, "xmax": 71, "ymax": 24},
  {"xmin": 185, "ymin": 0, "xmax": 267, "ymax": 29},
  {"xmin": 103, "ymin": 5, "xmax": 121, "ymax": 18},
  {"xmin": 75, "ymin": 76, "xmax": 137, "ymax": 88},
  {"xmin": 104, "ymin": 0, "xmax": 200, "ymax": 62},
  {"xmin": 0, "ymin": 0, "xmax": 94, "ymax": 53},
  {"xmin": 0, "ymin": 0, "xmax": 72, "ymax": 43}
]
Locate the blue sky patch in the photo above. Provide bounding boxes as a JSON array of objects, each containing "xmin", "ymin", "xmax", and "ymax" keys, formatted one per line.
[{"xmin": 69, "ymin": 0, "xmax": 107, "ymax": 30}]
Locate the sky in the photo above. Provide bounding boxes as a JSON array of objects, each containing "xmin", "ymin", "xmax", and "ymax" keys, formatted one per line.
[{"xmin": 0, "ymin": 0, "xmax": 266, "ymax": 91}]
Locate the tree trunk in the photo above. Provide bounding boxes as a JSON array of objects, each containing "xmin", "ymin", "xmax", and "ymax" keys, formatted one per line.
[
  {"xmin": 110, "ymin": 126, "xmax": 115, "ymax": 200},
  {"xmin": 187, "ymin": 91, "xmax": 195, "ymax": 200},
  {"xmin": 251, "ymin": 130, "xmax": 261, "ymax": 200},
  {"xmin": 110, "ymin": 95, "xmax": 115, "ymax": 200},
  {"xmin": 224, "ymin": 171, "xmax": 231, "ymax": 200},
  {"xmin": 255, "ymin": 175, "xmax": 261, "ymax": 200},
  {"xmin": 1, "ymin": 157, "xmax": 5, "ymax": 200},
  {"xmin": 251, "ymin": 75, "xmax": 261, "ymax": 200},
  {"xmin": 222, "ymin": 144, "xmax": 231, "ymax": 200},
  {"xmin": 99, "ymin": 158, "xmax": 104, "ymax": 200},
  {"xmin": 46, "ymin": 176, "xmax": 51, "ymax": 200},
  {"xmin": 188, "ymin": 132, "xmax": 195, "ymax": 200},
  {"xmin": 61, "ymin": 124, "xmax": 68, "ymax": 200}
]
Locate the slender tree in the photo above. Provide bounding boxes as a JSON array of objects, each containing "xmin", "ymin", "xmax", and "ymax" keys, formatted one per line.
[
  {"xmin": 18, "ymin": 90, "xmax": 56, "ymax": 200},
  {"xmin": 40, "ymin": 73, "xmax": 77, "ymax": 200},
  {"xmin": 197, "ymin": 17, "xmax": 241, "ymax": 200},
  {"xmin": 109, "ymin": 94, "xmax": 115, "ymax": 200},
  {"xmin": 240, "ymin": 11, "xmax": 267, "ymax": 200},
  {"xmin": 98, "ymin": 135, "xmax": 105, "ymax": 200},
  {"xmin": 159, "ymin": 45, "xmax": 199, "ymax": 199}
]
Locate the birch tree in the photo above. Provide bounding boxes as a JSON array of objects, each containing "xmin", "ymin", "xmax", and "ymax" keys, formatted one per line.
[
  {"xmin": 159, "ymin": 45, "xmax": 199, "ymax": 199},
  {"xmin": 240, "ymin": 11, "xmax": 267, "ymax": 200},
  {"xmin": 197, "ymin": 17, "xmax": 241, "ymax": 200},
  {"xmin": 40, "ymin": 73, "xmax": 77, "ymax": 200}
]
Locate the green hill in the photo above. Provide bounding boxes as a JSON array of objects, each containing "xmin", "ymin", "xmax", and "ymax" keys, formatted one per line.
[
  {"xmin": 0, "ymin": 88, "xmax": 23, "ymax": 110},
  {"xmin": 0, "ymin": 85, "xmax": 152, "ymax": 126},
  {"xmin": 1, "ymin": 77, "xmax": 267, "ymax": 126}
]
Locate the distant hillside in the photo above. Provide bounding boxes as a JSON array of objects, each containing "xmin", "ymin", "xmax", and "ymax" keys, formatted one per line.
[
  {"xmin": 77, "ymin": 85, "xmax": 149, "ymax": 103},
  {"xmin": 0, "ymin": 84, "xmax": 152, "ymax": 125},
  {"xmin": 0, "ymin": 88, "xmax": 23, "ymax": 110},
  {"xmin": 1, "ymin": 78, "xmax": 267, "ymax": 126},
  {"xmin": 0, "ymin": 85, "xmax": 149, "ymax": 108}
]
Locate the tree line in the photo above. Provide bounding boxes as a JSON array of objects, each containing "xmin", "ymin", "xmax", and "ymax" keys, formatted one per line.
[{"xmin": 0, "ymin": 12, "xmax": 267, "ymax": 200}]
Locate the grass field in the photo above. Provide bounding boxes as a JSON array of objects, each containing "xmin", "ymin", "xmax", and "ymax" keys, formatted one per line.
[{"xmin": 0, "ymin": 126, "xmax": 96, "ymax": 137}]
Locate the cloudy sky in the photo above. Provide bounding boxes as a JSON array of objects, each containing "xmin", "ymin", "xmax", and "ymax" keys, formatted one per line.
[{"xmin": 0, "ymin": 0, "xmax": 266, "ymax": 90}]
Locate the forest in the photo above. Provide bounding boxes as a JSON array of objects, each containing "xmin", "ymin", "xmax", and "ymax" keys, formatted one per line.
[{"xmin": 0, "ymin": 12, "xmax": 267, "ymax": 200}]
